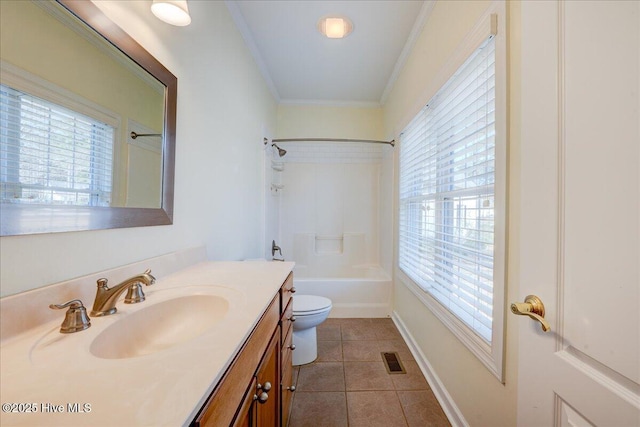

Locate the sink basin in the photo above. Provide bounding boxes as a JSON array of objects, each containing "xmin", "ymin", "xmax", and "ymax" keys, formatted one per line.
[{"xmin": 90, "ymin": 294, "xmax": 229, "ymax": 359}]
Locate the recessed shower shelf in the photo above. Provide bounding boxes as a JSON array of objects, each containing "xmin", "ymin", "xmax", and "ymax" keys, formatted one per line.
[{"xmin": 271, "ymin": 161, "xmax": 284, "ymax": 171}]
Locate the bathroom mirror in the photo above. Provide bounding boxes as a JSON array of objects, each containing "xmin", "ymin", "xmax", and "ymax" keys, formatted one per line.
[{"xmin": 0, "ymin": 0, "xmax": 176, "ymax": 236}]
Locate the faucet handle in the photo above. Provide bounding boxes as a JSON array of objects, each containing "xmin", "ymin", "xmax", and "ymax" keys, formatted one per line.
[
  {"xmin": 49, "ymin": 299, "xmax": 91, "ymax": 333},
  {"xmin": 143, "ymin": 269, "xmax": 156, "ymax": 285},
  {"xmin": 124, "ymin": 283, "xmax": 146, "ymax": 304},
  {"xmin": 50, "ymin": 299, "xmax": 82, "ymax": 310}
]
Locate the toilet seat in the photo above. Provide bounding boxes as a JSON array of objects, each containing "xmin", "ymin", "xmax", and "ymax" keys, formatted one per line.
[{"xmin": 293, "ymin": 295, "xmax": 332, "ymax": 315}]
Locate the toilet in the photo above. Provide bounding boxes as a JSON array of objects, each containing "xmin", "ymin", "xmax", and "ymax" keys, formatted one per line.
[{"xmin": 292, "ymin": 294, "xmax": 332, "ymax": 366}]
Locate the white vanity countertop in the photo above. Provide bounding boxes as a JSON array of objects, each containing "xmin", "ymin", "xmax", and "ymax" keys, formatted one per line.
[{"xmin": 0, "ymin": 260, "xmax": 294, "ymax": 426}]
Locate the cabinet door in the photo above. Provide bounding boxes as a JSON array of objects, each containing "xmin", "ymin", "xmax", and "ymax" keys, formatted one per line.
[
  {"xmin": 232, "ymin": 377, "xmax": 257, "ymax": 427},
  {"xmin": 255, "ymin": 331, "xmax": 280, "ymax": 426}
]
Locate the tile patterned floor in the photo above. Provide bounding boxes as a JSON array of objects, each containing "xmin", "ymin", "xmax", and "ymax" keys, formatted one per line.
[{"xmin": 288, "ymin": 318, "xmax": 451, "ymax": 427}]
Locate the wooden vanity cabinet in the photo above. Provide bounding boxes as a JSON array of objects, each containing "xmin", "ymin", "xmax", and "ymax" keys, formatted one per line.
[{"xmin": 192, "ymin": 273, "xmax": 294, "ymax": 427}]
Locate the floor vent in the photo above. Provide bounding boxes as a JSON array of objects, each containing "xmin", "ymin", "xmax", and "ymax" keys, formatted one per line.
[{"xmin": 381, "ymin": 352, "xmax": 406, "ymax": 374}]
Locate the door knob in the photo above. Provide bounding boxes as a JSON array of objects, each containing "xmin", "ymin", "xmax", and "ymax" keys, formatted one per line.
[{"xmin": 510, "ymin": 295, "xmax": 551, "ymax": 332}]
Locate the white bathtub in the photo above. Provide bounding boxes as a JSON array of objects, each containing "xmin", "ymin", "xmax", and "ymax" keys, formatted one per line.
[{"xmin": 292, "ymin": 265, "xmax": 392, "ymax": 318}]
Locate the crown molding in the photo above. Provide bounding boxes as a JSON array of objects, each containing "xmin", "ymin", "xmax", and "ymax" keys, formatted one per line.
[{"xmin": 379, "ymin": 0, "xmax": 435, "ymax": 105}]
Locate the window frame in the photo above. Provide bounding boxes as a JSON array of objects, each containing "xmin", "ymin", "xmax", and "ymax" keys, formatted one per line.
[{"xmin": 395, "ymin": 3, "xmax": 507, "ymax": 382}]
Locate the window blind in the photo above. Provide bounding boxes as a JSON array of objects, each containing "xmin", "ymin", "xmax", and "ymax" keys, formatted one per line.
[
  {"xmin": 399, "ymin": 37, "xmax": 496, "ymax": 343},
  {"xmin": 0, "ymin": 84, "xmax": 114, "ymax": 207}
]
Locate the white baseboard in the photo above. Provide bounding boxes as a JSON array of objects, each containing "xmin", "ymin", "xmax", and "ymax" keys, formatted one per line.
[{"xmin": 391, "ymin": 311, "xmax": 469, "ymax": 427}]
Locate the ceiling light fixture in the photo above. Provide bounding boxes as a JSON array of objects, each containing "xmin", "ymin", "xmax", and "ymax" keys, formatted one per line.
[
  {"xmin": 151, "ymin": 0, "xmax": 192, "ymax": 26},
  {"xmin": 317, "ymin": 16, "xmax": 353, "ymax": 39}
]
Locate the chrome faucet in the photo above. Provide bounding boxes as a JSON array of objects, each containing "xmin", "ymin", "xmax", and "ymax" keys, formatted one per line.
[
  {"xmin": 91, "ymin": 269, "xmax": 156, "ymax": 317},
  {"xmin": 272, "ymin": 240, "xmax": 282, "ymax": 257},
  {"xmin": 272, "ymin": 240, "xmax": 285, "ymax": 261}
]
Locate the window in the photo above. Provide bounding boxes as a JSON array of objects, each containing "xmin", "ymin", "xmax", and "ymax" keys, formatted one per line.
[
  {"xmin": 0, "ymin": 84, "xmax": 115, "ymax": 206},
  {"xmin": 397, "ymin": 11, "xmax": 506, "ymax": 379}
]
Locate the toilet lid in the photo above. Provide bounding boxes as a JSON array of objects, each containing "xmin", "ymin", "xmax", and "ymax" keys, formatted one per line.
[{"xmin": 293, "ymin": 295, "xmax": 332, "ymax": 313}]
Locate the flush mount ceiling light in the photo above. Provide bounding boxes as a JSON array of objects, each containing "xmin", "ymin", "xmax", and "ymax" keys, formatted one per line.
[
  {"xmin": 151, "ymin": 0, "xmax": 191, "ymax": 26},
  {"xmin": 317, "ymin": 16, "xmax": 353, "ymax": 39}
]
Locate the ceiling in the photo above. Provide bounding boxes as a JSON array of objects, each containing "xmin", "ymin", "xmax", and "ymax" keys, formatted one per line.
[{"xmin": 226, "ymin": 1, "xmax": 430, "ymax": 107}]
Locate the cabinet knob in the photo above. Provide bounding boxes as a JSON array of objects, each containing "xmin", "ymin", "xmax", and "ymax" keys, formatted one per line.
[
  {"xmin": 289, "ymin": 344, "xmax": 296, "ymax": 351},
  {"xmin": 290, "ymin": 287, "xmax": 296, "ymax": 294},
  {"xmin": 257, "ymin": 391, "xmax": 269, "ymax": 404},
  {"xmin": 288, "ymin": 315, "xmax": 297, "ymax": 322},
  {"xmin": 286, "ymin": 385, "xmax": 296, "ymax": 392},
  {"xmin": 257, "ymin": 381, "xmax": 272, "ymax": 392}
]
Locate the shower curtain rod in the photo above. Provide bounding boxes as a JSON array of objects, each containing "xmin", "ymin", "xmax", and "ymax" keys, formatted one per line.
[
  {"xmin": 270, "ymin": 137, "xmax": 395, "ymax": 147},
  {"xmin": 130, "ymin": 131, "xmax": 161, "ymax": 139}
]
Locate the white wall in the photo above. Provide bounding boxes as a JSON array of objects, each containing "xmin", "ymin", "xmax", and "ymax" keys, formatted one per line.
[
  {"xmin": 0, "ymin": 1, "xmax": 278, "ymax": 297},
  {"xmin": 383, "ymin": 1, "xmax": 520, "ymax": 425}
]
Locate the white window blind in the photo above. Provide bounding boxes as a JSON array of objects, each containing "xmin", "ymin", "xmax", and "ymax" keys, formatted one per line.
[
  {"xmin": 0, "ymin": 84, "xmax": 114, "ymax": 207},
  {"xmin": 399, "ymin": 37, "xmax": 496, "ymax": 343}
]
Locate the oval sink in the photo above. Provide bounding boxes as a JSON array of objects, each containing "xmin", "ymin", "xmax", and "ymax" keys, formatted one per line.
[{"xmin": 90, "ymin": 295, "xmax": 228, "ymax": 359}]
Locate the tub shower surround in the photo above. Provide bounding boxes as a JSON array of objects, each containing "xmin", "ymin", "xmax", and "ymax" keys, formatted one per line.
[{"xmin": 274, "ymin": 141, "xmax": 393, "ymax": 317}]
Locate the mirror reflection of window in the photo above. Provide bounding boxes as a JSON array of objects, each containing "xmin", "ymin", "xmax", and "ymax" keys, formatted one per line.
[
  {"xmin": 0, "ymin": 84, "xmax": 115, "ymax": 207},
  {"xmin": 0, "ymin": 0, "xmax": 175, "ymax": 236}
]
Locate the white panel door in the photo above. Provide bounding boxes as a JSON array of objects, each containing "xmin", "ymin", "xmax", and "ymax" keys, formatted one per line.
[{"xmin": 518, "ymin": 1, "xmax": 640, "ymax": 426}]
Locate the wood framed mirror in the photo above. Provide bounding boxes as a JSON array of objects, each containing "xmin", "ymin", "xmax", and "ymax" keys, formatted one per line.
[{"xmin": 0, "ymin": 0, "xmax": 176, "ymax": 236}]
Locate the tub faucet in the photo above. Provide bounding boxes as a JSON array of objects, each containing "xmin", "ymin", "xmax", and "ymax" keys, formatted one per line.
[
  {"xmin": 91, "ymin": 269, "xmax": 156, "ymax": 317},
  {"xmin": 272, "ymin": 240, "xmax": 282, "ymax": 257},
  {"xmin": 272, "ymin": 240, "xmax": 285, "ymax": 261}
]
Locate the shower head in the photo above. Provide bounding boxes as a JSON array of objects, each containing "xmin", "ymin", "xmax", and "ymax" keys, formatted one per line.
[{"xmin": 272, "ymin": 143, "xmax": 287, "ymax": 157}]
